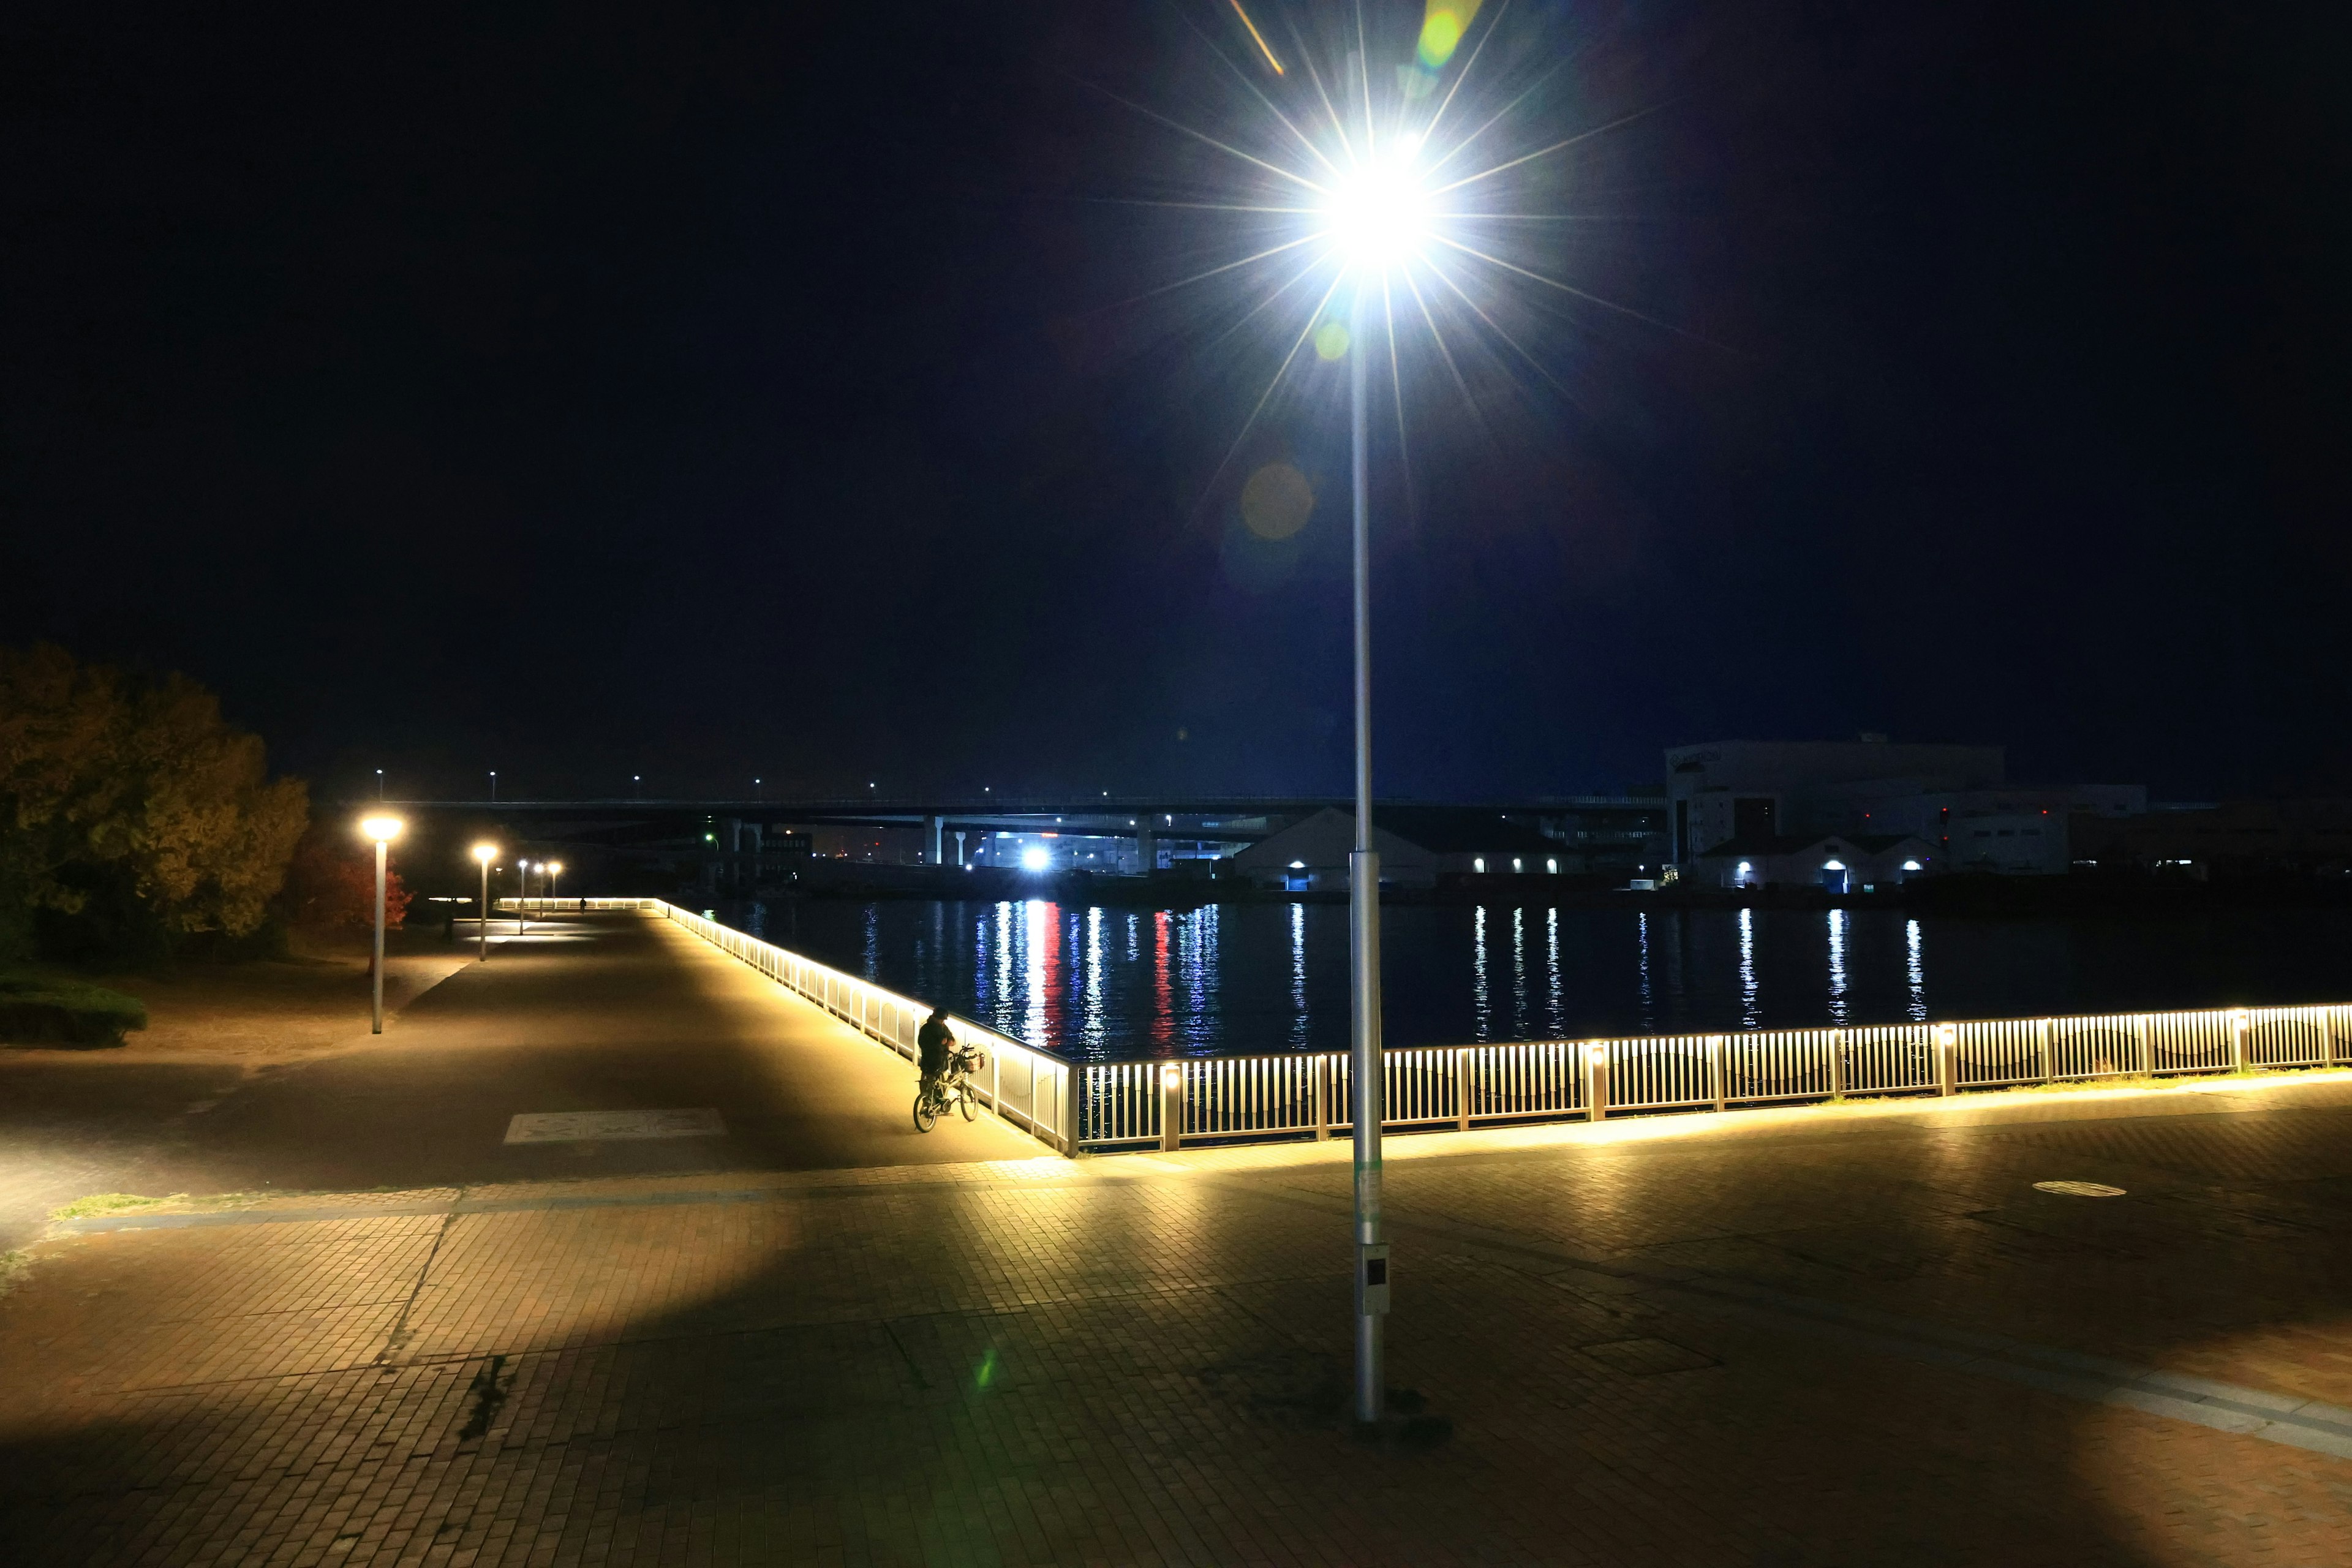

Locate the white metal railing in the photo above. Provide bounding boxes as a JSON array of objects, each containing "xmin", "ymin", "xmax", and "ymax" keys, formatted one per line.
[
  {"xmin": 568, "ymin": 899, "xmax": 1079, "ymax": 1154},
  {"xmin": 558, "ymin": 903, "xmax": 2348, "ymax": 1157},
  {"xmin": 1077, "ymin": 1001, "xmax": 2348, "ymax": 1151}
]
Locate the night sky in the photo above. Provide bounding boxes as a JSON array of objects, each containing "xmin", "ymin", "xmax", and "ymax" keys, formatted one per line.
[{"xmin": 4, "ymin": 2, "xmax": 2346, "ymax": 805}]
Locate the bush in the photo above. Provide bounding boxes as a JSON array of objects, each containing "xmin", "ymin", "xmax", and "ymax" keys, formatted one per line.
[{"xmin": 0, "ymin": 972, "xmax": 148, "ymax": 1047}]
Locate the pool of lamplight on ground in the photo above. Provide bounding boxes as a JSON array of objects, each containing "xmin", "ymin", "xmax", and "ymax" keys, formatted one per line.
[{"xmin": 713, "ymin": 899, "xmax": 2352, "ymax": 1063}]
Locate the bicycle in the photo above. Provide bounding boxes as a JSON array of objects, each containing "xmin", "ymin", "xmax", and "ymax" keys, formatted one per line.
[{"xmin": 913, "ymin": 1043, "xmax": 986, "ymax": 1133}]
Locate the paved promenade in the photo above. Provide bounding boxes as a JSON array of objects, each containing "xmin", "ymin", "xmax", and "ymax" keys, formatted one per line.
[
  {"xmin": 4, "ymin": 914, "xmax": 2351, "ymax": 1564},
  {"xmin": 0, "ymin": 915, "xmax": 1033, "ymax": 1250}
]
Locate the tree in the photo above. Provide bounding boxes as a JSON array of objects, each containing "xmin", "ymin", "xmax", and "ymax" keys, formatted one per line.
[
  {"xmin": 0, "ymin": 644, "xmax": 309, "ymax": 962},
  {"xmin": 282, "ymin": 828, "xmax": 410, "ymax": 937}
]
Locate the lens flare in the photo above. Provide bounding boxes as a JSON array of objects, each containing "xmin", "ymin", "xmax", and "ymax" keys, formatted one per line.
[{"xmin": 1081, "ymin": 2, "xmax": 1684, "ymax": 513}]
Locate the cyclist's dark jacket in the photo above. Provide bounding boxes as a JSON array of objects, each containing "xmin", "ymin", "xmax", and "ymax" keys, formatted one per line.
[{"xmin": 918, "ymin": 1017, "xmax": 954, "ymax": 1077}]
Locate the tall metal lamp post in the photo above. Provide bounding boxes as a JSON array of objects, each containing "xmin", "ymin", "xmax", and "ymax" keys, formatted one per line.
[
  {"xmin": 1316, "ymin": 96, "xmax": 1437, "ymax": 1425},
  {"xmin": 471, "ymin": 842, "xmax": 497, "ymax": 960},
  {"xmin": 546, "ymin": 860, "xmax": 564, "ymax": 912},
  {"xmin": 360, "ymin": 815, "xmax": 404, "ymax": 1033}
]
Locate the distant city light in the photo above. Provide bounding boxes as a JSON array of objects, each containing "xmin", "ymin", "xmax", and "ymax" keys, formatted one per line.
[
  {"xmin": 1289, "ymin": 860, "xmax": 1306, "ymax": 869},
  {"xmin": 1902, "ymin": 859, "xmax": 1923, "ymax": 871},
  {"xmin": 1547, "ymin": 859, "xmax": 1558, "ymax": 874},
  {"xmin": 1020, "ymin": 846, "xmax": 1051, "ymax": 872},
  {"xmin": 1823, "ymin": 859, "xmax": 1846, "ymax": 871}
]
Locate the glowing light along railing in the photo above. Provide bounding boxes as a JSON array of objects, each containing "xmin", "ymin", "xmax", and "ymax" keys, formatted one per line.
[
  {"xmin": 1079, "ymin": 1003, "xmax": 2352, "ymax": 1151},
  {"xmin": 549, "ymin": 903, "xmax": 2351, "ymax": 1157},
  {"xmin": 563, "ymin": 899, "xmax": 1079, "ymax": 1155}
]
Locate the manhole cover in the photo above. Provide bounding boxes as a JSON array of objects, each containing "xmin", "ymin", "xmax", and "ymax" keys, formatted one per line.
[{"xmin": 2034, "ymin": 1180, "xmax": 2125, "ymax": 1198}]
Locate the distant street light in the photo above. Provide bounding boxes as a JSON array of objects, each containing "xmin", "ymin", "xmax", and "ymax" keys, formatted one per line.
[
  {"xmin": 633, "ymin": 774, "xmax": 642, "ymax": 799},
  {"xmin": 470, "ymin": 843, "xmax": 497, "ymax": 960},
  {"xmin": 375, "ymin": 768, "xmax": 385, "ymax": 800},
  {"xmin": 489, "ymin": 769, "xmax": 498, "ymax": 802},
  {"xmin": 518, "ymin": 861, "xmax": 533, "ymax": 936},
  {"xmin": 360, "ymin": 815, "xmax": 404, "ymax": 1033},
  {"xmin": 546, "ymin": 860, "xmax": 564, "ymax": 912}
]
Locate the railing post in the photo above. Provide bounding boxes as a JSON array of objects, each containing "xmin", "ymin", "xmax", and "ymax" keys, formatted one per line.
[
  {"xmin": 1060, "ymin": 1060, "xmax": 1080, "ymax": 1157},
  {"xmin": 1936, "ymin": 1023, "xmax": 1957, "ymax": 1096},
  {"xmin": 1587, "ymin": 1043, "xmax": 1610, "ymax": 1123},
  {"xmin": 1159, "ymin": 1061, "xmax": 1183, "ymax": 1152},
  {"xmin": 1829, "ymin": 1030, "xmax": 1847, "ymax": 1099},
  {"xmin": 1455, "ymin": 1047, "xmax": 1472, "ymax": 1131},
  {"xmin": 2035, "ymin": 1017, "xmax": 2053, "ymax": 1084},
  {"xmin": 2326, "ymin": 1008, "xmax": 2340, "ymax": 1067},
  {"xmin": 2135, "ymin": 1014, "xmax": 2152, "ymax": 1076},
  {"xmin": 2230, "ymin": 1009, "xmax": 2249, "ymax": 1073},
  {"xmin": 1709, "ymin": 1035, "xmax": 1726, "ymax": 1112},
  {"xmin": 1313, "ymin": 1055, "xmax": 1330, "ymax": 1140}
]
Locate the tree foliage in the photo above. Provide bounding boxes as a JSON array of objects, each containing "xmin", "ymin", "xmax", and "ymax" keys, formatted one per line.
[
  {"xmin": 0, "ymin": 644, "xmax": 309, "ymax": 961},
  {"xmin": 283, "ymin": 828, "xmax": 410, "ymax": 936}
]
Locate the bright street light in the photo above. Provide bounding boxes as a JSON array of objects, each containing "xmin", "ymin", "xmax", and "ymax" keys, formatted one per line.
[
  {"xmin": 359, "ymin": 815, "xmax": 404, "ymax": 1033},
  {"xmin": 546, "ymin": 860, "xmax": 564, "ymax": 912},
  {"xmin": 1322, "ymin": 144, "xmax": 1431, "ymax": 267},
  {"xmin": 1112, "ymin": 8, "xmax": 1601, "ymax": 1427},
  {"xmin": 470, "ymin": 842, "xmax": 497, "ymax": 960}
]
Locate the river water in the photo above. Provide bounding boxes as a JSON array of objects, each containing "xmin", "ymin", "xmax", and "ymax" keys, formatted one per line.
[{"xmin": 714, "ymin": 898, "xmax": 2352, "ymax": 1063}]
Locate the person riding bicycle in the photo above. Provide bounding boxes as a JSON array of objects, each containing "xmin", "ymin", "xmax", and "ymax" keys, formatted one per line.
[{"xmin": 918, "ymin": 1005, "xmax": 956, "ymax": 1096}]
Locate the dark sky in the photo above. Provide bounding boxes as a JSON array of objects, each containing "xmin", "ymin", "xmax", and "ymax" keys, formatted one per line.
[{"xmin": 4, "ymin": 2, "xmax": 2347, "ymax": 804}]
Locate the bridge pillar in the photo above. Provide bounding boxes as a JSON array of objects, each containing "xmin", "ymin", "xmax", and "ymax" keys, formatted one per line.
[
  {"xmin": 927, "ymin": 815, "xmax": 944, "ymax": 865},
  {"xmin": 1136, "ymin": 823, "xmax": 1157, "ymax": 874},
  {"xmin": 953, "ymin": 829, "xmax": 967, "ymax": 867}
]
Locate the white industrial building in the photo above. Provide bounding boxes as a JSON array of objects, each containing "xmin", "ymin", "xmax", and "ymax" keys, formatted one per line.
[
  {"xmin": 1692, "ymin": 832, "xmax": 1938, "ymax": 893},
  {"xmin": 1232, "ymin": 807, "xmax": 1567, "ymax": 891},
  {"xmin": 1665, "ymin": 737, "xmax": 2145, "ymax": 877}
]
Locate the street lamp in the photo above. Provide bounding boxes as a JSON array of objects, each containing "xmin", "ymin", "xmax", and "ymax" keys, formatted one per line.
[
  {"xmin": 489, "ymin": 769, "xmax": 497, "ymax": 802},
  {"xmin": 546, "ymin": 860, "xmax": 564, "ymax": 911},
  {"xmin": 517, "ymin": 861, "xmax": 533, "ymax": 935},
  {"xmin": 360, "ymin": 815, "xmax": 404, "ymax": 1033},
  {"xmin": 1314, "ymin": 105, "xmax": 1443, "ymax": 1428},
  {"xmin": 375, "ymin": 768, "xmax": 385, "ymax": 800},
  {"xmin": 470, "ymin": 842, "xmax": 497, "ymax": 960}
]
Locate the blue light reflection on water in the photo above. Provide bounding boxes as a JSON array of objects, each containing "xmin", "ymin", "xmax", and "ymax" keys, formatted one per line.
[{"xmin": 723, "ymin": 899, "xmax": 2352, "ymax": 1063}]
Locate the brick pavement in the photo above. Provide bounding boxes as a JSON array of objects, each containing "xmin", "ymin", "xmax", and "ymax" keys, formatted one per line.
[{"xmin": 5, "ymin": 932, "xmax": 2352, "ymax": 1562}]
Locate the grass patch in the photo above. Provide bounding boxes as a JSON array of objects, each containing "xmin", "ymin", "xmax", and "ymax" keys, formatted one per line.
[
  {"xmin": 0, "ymin": 1250, "xmax": 29, "ymax": 1298},
  {"xmin": 49, "ymin": 1192, "xmax": 185, "ymax": 1221},
  {"xmin": 0, "ymin": 971, "xmax": 148, "ymax": 1047}
]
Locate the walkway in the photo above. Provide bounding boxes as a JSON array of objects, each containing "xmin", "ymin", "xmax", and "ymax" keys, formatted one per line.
[
  {"xmin": 0, "ymin": 913, "xmax": 1036, "ymax": 1249},
  {"xmin": 4, "ymin": 919, "xmax": 2351, "ymax": 1564}
]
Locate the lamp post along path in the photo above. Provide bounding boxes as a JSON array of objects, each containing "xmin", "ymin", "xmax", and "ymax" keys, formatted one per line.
[
  {"xmin": 472, "ymin": 843, "xmax": 497, "ymax": 961},
  {"xmin": 360, "ymin": 816, "xmax": 403, "ymax": 1033},
  {"xmin": 1346, "ymin": 273, "xmax": 1387, "ymax": 1425}
]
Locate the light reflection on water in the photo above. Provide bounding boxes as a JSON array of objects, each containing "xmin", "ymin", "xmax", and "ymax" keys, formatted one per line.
[{"xmin": 723, "ymin": 898, "xmax": 2352, "ymax": 1063}]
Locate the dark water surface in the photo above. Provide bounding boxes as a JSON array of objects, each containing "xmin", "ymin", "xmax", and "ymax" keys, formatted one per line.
[{"xmin": 714, "ymin": 898, "xmax": 2352, "ymax": 1063}]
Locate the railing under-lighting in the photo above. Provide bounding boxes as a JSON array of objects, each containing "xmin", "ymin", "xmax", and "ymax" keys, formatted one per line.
[
  {"xmin": 561, "ymin": 899, "xmax": 1078, "ymax": 1153},
  {"xmin": 562, "ymin": 900, "xmax": 2351, "ymax": 1158}
]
